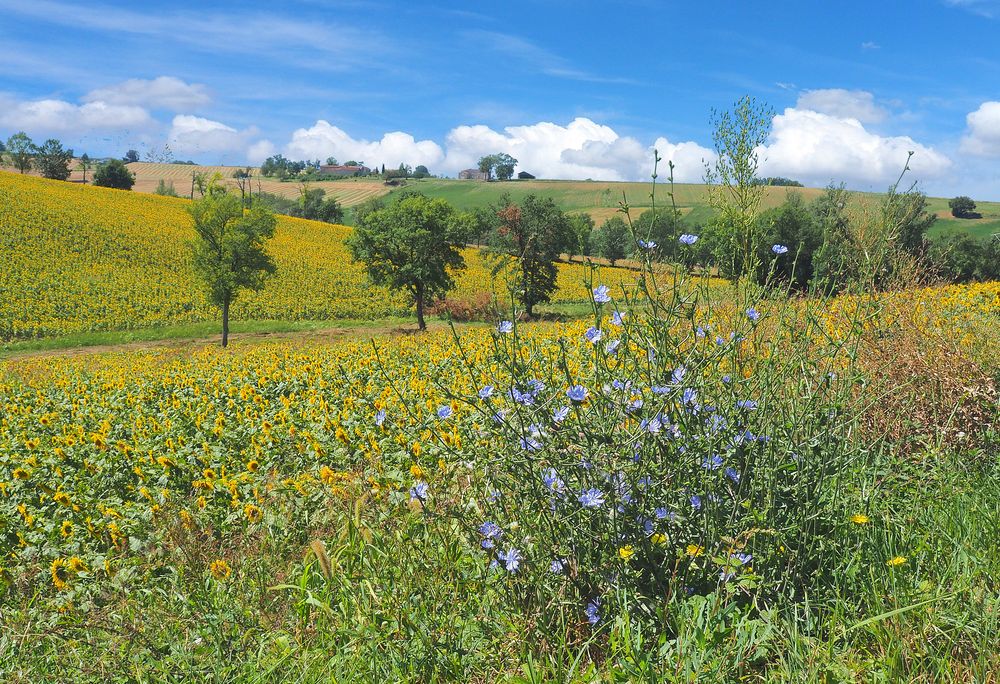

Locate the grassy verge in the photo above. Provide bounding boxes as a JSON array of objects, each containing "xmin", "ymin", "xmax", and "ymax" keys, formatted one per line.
[{"xmin": 0, "ymin": 318, "xmax": 416, "ymax": 358}]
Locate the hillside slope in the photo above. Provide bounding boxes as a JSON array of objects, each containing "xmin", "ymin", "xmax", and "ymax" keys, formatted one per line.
[{"xmin": 0, "ymin": 172, "xmax": 641, "ymax": 340}]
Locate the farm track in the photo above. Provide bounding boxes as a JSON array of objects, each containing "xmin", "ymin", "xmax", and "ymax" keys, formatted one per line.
[{"xmin": 1, "ymin": 320, "xmax": 468, "ymax": 362}]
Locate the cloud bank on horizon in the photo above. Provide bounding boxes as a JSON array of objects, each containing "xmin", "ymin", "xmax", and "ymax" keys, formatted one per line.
[{"xmin": 2, "ymin": 78, "xmax": 992, "ymax": 195}]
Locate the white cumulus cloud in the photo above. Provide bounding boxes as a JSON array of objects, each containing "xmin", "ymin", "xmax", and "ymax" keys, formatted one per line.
[
  {"xmin": 760, "ymin": 108, "xmax": 951, "ymax": 188},
  {"xmin": 960, "ymin": 101, "xmax": 1000, "ymax": 157},
  {"xmin": 795, "ymin": 89, "xmax": 889, "ymax": 124},
  {"xmin": 167, "ymin": 114, "xmax": 261, "ymax": 159},
  {"xmin": 279, "ymin": 117, "xmax": 712, "ymax": 182},
  {"xmin": 83, "ymin": 76, "xmax": 211, "ymax": 111},
  {"xmin": 0, "ymin": 95, "xmax": 153, "ymax": 134},
  {"xmin": 284, "ymin": 121, "xmax": 445, "ymax": 168}
]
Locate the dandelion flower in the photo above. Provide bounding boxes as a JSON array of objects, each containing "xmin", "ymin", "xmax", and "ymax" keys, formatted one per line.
[
  {"xmin": 618, "ymin": 545, "xmax": 635, "ymax": 561},
  {"xmin": 850, "ymin": 514, "xmax": 870, "ymax": 525},
  {"xmin": 685, "ymin": 544, "xmax": 704, "ymax": 557},
  {"xmin": 887, "ymin": 555, "xmax": 907, "ymax": 567}
]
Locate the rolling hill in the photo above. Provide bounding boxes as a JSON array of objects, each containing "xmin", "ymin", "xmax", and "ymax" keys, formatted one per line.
[{"xmin": 0, "ymin": 171, "xmax": 643, "ymax": 341}]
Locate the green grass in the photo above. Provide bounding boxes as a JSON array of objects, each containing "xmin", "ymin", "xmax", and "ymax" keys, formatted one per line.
[
  {"xmin": 3, "ymin": 445, "xmax": 998, "ymax": 681},
  {"xmin": 0, "ymin": 317, "xmax": 417, "ymax": 358},
  {"xmin": 378, "ymin": 179, "xmax": 1000, "ymax": 242}
]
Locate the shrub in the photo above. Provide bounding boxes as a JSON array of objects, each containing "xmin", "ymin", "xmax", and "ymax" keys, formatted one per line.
[
  {"xmin": 93, "ymin": 159, "xmax": 136, "ymax": 190},
  {"xmin": 949, "ymin": 195, "xmax": 977, "ymax": 218}
]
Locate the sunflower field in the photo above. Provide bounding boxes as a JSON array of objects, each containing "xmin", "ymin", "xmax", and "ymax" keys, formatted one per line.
[{"xmin": 0, "ymin": 172, "xmax": 670, "ymax": 341}]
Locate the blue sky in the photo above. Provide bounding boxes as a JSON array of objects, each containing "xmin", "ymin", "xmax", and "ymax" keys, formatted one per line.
[{"xmin": 1, "ymin": 0, "xmax": 999, "ymax": 198}]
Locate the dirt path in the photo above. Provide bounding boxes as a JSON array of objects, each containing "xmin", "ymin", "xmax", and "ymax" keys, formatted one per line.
[{"xmin": 2, "ymin": 321, "xmax": 465, "ymax": 362}]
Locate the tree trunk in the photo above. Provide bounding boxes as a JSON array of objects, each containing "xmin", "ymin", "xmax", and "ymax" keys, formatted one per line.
[
  {"xmin": 221, "ymin": 296, "xmax": 230, "ymax": 348},
  {"xmin": 415, "ymin": 284, "xmax": 426, "ymax": 331}
]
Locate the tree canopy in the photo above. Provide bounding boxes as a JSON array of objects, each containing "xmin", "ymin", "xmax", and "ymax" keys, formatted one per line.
[
  {"xmin": 347, "ymin": 193, "xmax": 472, "ymax": 330},
  {"xmin": 93, "ymin": 159, "xmax": 136, "ymax": 190},
  {"xmin": 189, "ymin": 192, "xmax": 277, "ymax": 347},
  {"xmin": 949, "ymin": 196, "xmax": 977, "ymax": 218},
  {"xmin": 5, "ymin": 132, "xmax": 34, "ymax": 174},
  {"xmin": 35, "ymin": 139, "xmax": 74, "ymax": 181},
  {"xmin": 487, "ymin": 194, "xmax": 573, "ymax": 317}
]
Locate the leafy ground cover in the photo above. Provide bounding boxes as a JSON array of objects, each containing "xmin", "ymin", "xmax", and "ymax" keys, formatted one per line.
[{"xmin": 1, "ymin": 272, "xmax": 996, "ymax": 680}]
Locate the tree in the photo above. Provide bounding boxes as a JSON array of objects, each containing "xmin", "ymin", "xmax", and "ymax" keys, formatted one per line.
[
  {"xmin": 810, "ymin": 184, "xmax": 854, "ymax": 292},
  {"xmin": 347, "ymin": 193, "xmax": 472, "ymax": 330},
  {"xmin": 494, "ymin": 153, "xmax": 518, "ymax": 181},
  {"xmin": 592, "ymin": 216, "xmax": 631, "ymax": 266},
  {"xmin": 78, "ymin": 154, "xmax": 92, "ymax": 184},
  {"xmin": 633, "ymin": 208, "xmax": 684, "ymax": 261},
  {"xmin": 488, "ymin": 194, "xmax": 572, "ymax": 317},
  {"xmin": 123, "ymin": 149, "xmax": 140, "ymax": 164},
  {"xmin": 325, "ymin": 156, "xmax": 338, "ymax": 166},
  {"xmin": 232, "ymin": 167, "xmax": 254, "ymax": 205},
  {"xmin": 34, "ymin": 139, "xmax": 74, "ymax": 181},
  {"xmin": 413, "ymin": 164, "xmax": 430, "ymax": 178},
  {"xmin": 477, "ymin": 154, "xmax": 496, "ymax": 181},
  {"xmin": 189, "ymin": 193, "xmax": 277, "ymax": 347},
  {"xmin": 6, "ymin": 132, "xmax": 34, "ymax": 174},
  {"xmin": 93, "ymin": 159, "xmax": 136, "ymax": 190},
  {"xmin": 949, "ymin": 196, "xmax": 977, "ymax": 218},
  {"xmin": 704, "ymin": 96, "xmax": 774, "ymax": 279},
  {"xmin": 293, "ymin": 185, "xmax": 344, "ymax": 223},
  {"xmin": 753, "ymin": 192, "xmax": 821, "ymax": 289},
  {"xmin": 155, "ymin": 179, "xmax": 179, "ymax": 196},
  {"xmin": 567, "ymin": 213, "xmax": 595, "ymax": 260}
]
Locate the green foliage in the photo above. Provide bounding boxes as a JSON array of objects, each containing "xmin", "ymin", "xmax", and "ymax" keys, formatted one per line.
[
  {"xmin": 347, "ymin": 193, "xmax": 472, "ymax": 329},
  {"xmin": 295, "ymin": 186, "xmax": 344, "ymax": 223},
  {"xmin": 5, "ymin": 132, "xmax": 34, "ymax": 174},
  {"xmin": 487, "ymin": 194, "xmax": 573, "ymax": 316},
  {"xmin": 633, "ymin": 207, "xmax": 684, "ymax": 261},
  {"xmin": 949, "ymin": 195, "xmax": 977, "ymax": 218},
  {"xmin": 477, "ymin": 153, "xmax": 518, "ymax": 181},
  {"xmin": 78, "ymin": 153, "xmax": 92, "ymax": 183},
  {"xmin": 705, "ymin": 96, "xmax": 774, "ymax": 279},
  {"xmin": 754, "ymin": 191, "xmax": 822, "ymax": 289},
  {"xmin": 928, "ymin": 233, "xmax": 1000, "ymax": 282},
  {"xmin": 189, "ymin": 192, "xmax": 278, "ymax": 346},
  {"xmin": 413, "ymin": 164, "xmax": 431, "ymax": 178},
  {"xmin": 33, "ymin": 139, "xmax": 74, "ymax": 181},
  {"xmin": 754, "ymin": 176, "xmax": 803, "ymax": 187},
  {"xmin": 567, "ymin": 213, "xmax": 595, "ymax": 259},
  {"xmin": 591, "ymin": 215, "xmax": 631, "ymax": 266},
  {"xmin": 154, "ymin": 179, "xmax": 179, "ymax": 197},
  {"xmin": 810, "ymin": 185, "xmax": 854, "ymax": 292},
  {"xmin": 92, "ymin": 159, "xmax": 136, "ymax": 190},
  {"xmin": 122, "ymin": 149, "xmax": 139, "ymax": 163}
]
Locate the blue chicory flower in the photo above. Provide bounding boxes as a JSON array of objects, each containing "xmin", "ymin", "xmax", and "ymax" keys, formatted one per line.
[
  {"xmin": 436, "ymin": 405, "xmax": 453, "ymax": 420},
  {"xmin": 410, "ymin": 481, "xmax": 429, "ymax": 502},
  {"xmin": 679, "ymin": 233, "xmax": 699, "ymax": 245},
  {"xmin": 497, "ymin": 320, "xmax": 514, "ymax": 334},
  {"xmin": 478, "ymin": 385, "xmax": 495, "ymax": 399},
  {"xmin": 584, "ymin": 327, "xmax": 603, "ymax": 344},
  {"xmin": 593, "ymin": 284, "xmax": 611, "ymax": 303},
  {"xmin": 772, "ymin": 244, "xmax": 789, "ymax": 254},
  {"xmin": 579, "ymin": 488, "xmax": 606, "ymax": 508},
  {"xmin": 375, "ymin": 409, "xmax": 386, "ymax": 427},
  {"xmin": 746, "ymin": 308, "xmax": 761, "ymax": 322},
  {"xmin": 552, "ymin": 405, "xmax": 570, "ymax": 423},
  {"xmin": 566, "ymin": 385, "xmax": 589, "ymax": 402},
  {"xmin": 585, "ymin": 599, "xmax": 601, "ymax": 624},
  {"xmin": 497, "ymin": 547, "xmax": 523, "ymax": 573}
]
